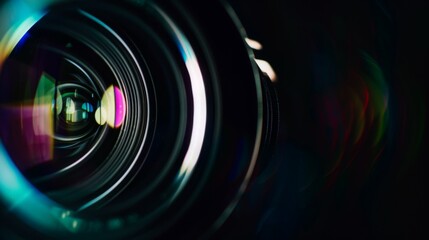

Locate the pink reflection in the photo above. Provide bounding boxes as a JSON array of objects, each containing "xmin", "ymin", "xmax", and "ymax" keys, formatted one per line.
[
  {"xmin": 0, "ymin": 105, "xmax": 53, "ymax": 171},
  {"xmin": 114, "ymin": 86, "xmax": 126, "ymax": 128}
]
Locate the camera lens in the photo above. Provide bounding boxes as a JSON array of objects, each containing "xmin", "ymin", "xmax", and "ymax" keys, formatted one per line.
[
  {"xmin": 1, "ymin": 1, "xmax": 155, "ymax": 211},
  {"xmin": 0, "ymin": 0, "xmax": 275, "ymax": 238}
]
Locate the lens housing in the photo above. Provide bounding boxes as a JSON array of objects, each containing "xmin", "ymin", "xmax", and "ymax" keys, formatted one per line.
[{"xmin": 0, "ymin": 0, "xmax": 277, "ymax": 238}]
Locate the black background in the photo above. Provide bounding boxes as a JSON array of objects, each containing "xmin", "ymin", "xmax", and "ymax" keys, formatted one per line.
[{"xmin": 220, "ymin": 0, "xmax": 426, "ymax": 239}]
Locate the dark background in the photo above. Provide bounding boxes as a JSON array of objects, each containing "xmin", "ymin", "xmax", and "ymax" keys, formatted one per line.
[{"xmin": 221, "ymin": 0, "xmax": 426, "ymax": 239}]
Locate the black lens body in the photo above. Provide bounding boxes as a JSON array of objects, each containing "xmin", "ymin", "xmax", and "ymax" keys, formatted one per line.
[{"xmin": 0, "ymin": 0, "xmax": 277, "ymax": 239}]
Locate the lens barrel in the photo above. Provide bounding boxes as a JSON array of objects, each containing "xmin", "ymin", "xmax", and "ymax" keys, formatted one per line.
[{"xmin": 0, "ymin": 0, "xmax": 277, "ymax": 238}]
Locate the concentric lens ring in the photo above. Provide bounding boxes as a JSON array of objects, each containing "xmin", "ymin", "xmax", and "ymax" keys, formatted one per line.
[{"xmin": 0, "ymin": 0, "xmax": 269, "ymax": 239}]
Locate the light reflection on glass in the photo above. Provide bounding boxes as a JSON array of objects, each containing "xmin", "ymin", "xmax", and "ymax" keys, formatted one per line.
[
  {"xmin": 0, "ymin": 13, "xmax": 44, "ymax": 68},
  {"xmin": 255, "ymin": 58, "xmax": 277, "ymax": 82},
  {"xmin": 245, "ymin": 37, "xmax": 263, "ymax": 50},
  {"xmin": 154, "ymin": 6, "xmax": 208, "ymax": 194},
  {"xmin": 95, "ymin": 85, "xmax": 126, "ymax": 128}
]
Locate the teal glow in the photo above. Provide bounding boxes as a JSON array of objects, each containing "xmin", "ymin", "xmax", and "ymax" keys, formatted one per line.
[
  {"xmin": 0, "ymin": 142, "xmax": 61, "ymax": 230},
  {"xmin": 0, "ymin": 9, "xmax": 45, "ymax": 64},
  {"xmin": 0, "ymin": 142, "xmax": 101, "ymax": 234},
  {"xmin": 82, "ymin": 102, "xmax": 94, "ymax": 112}
]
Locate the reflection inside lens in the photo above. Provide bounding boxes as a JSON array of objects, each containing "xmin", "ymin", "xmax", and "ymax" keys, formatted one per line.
[{"xmin": 95, "ymin": 85, "xmax": 126, "ymax": 128}]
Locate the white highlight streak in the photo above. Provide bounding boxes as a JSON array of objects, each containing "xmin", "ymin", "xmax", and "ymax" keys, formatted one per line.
[
  {"xmin": 255, "ymin": 59, "xmax": 277, "ymax": 82},
  {"xmin": 245, "ymin": 37, "xmax": 263, "ymax": 50},
  {"xmin": 156, "ymin": 8, "xmax": 207, "ymax": 185}
]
